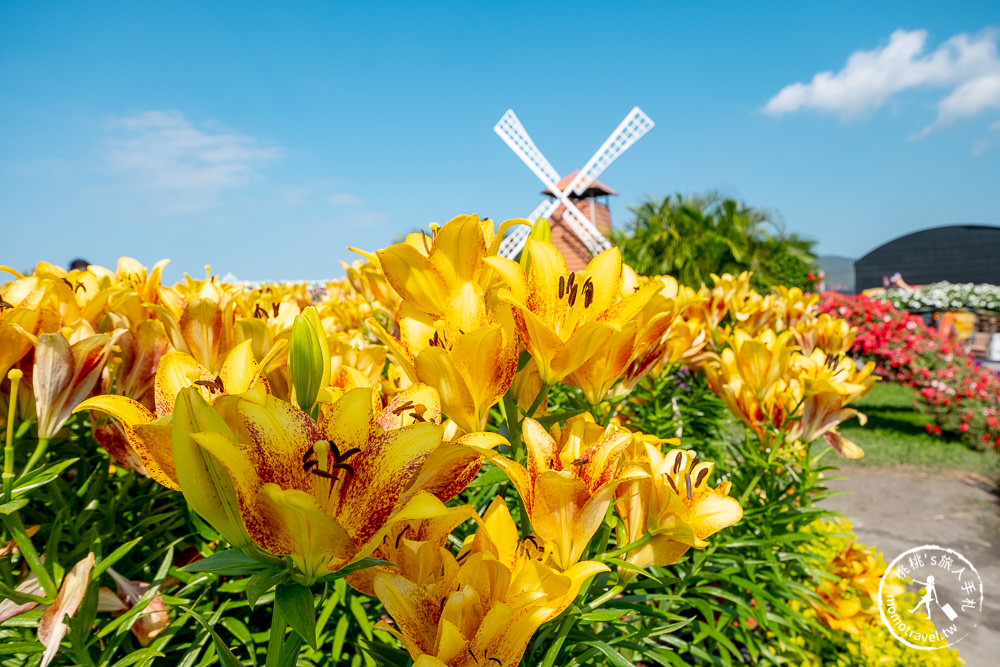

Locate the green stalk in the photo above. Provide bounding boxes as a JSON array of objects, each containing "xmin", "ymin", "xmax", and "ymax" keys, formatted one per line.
[
  {"xmin": 587, "ymin": 583, "xmax": 626, "ymax": 609},
  {"xmin": 3, "ymin": 370, "xmax": 22, "ymax": 500},
  {"xmin": 500, "ymin": 392, "xmax": 523, "ymax": 460},
  {"xmin": 737, "ymin": 428, "xmax": 783, "ymax": 505},
  {"xmin": 524, "ymin": 383, "xmax": 550, "ymax": 421},
  {"xmin": 21, "ymin": 437, "xmax": 50, "ymax": 477},
  {"xmin": 1, "ymin": 370, "xmax": 56, "ymax": 599},
  {"xmin": 599, "ymin": 532, "xmax": 653, "ymax": 561},
  {"xmin": 264, "ymin": 601, "xmax": 288, "ymax": 667}
]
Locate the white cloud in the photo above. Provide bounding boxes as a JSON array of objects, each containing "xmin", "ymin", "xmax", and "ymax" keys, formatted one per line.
[
  {"xmin": 920, "ymin": 73, "xmax": 1000, "ymax": 136},
  {"xmin": 328, "ymin": 192, "xmax": 362, "ymax": 206},
  {"xmin": 106, "ymin": 110, "xmax": 282, "ymax": 202},
  {"xmin": 763, "ymin": 28, "xmax": 1000, "ymax": 136}
]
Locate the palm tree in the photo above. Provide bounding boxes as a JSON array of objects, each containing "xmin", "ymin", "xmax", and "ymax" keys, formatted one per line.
[{"xmin": 610, "ymin": 193, "xmax": 818, "ymax": 291}]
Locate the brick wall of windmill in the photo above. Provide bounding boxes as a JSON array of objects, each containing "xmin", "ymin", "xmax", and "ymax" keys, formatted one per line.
[{"xmin": 549, "ymin": 199, "xmax": 613, "ymax": 271}]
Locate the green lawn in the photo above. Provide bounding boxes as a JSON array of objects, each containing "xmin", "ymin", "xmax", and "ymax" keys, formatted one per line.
[{"xmin": 834, "ymin": 381, "xmax": 1000, "ymax": 478}]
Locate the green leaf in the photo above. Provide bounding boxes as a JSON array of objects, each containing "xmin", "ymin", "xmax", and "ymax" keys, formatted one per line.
[
  {"xmin": 275, "ymin": 583, "xmax": 317, "ymax": 650},
  {"xmin": 0, "ymin": 497, "xmax": 29, "ymax": 514},
  {"xmin": 11, "ymin": 458, "xmax": 79, "ymax": 496},
  {"xmin": 245, "ymin": 570, "xmax": 286, "ymax": 608},
  {"xmin": 181, "ymin": 605, "xmax": 244, "ymax": 667},
  {"xmin": 0, "ymin": 641, "xmax": 44, "ymax": 656},
  {"xmin": 0, "ymin": 579, "xmax": 48, "ymax": 605},
  {"xmin": 576, "ymin": 608, "xmax": 627, "ymax": 622},
  {"xmin": 316, "ymin": 557, "xmax": 391, "ymax": 583},
  {"xmin": 349, "ymin": 593, "xmax": 374, "ymax": 640},
  {"xmin": 180, "ymin": 549, "xmax": 272, "ymax": 576},
  {"xmin": 107, "ymin": 649, "xmax": 167, "ymax": 666},
  {"xmin": 576, "ymin": 640, "xmax": 634, "ymax": 667},
  {"xmin": 92, "ymin": 537, "xmax": 143, "ymax": 579}
]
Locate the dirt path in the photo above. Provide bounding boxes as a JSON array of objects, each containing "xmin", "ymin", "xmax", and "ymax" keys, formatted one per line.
[{"xmin": 821, "ymin": 467, "xmax": 999, "ymax": 666}]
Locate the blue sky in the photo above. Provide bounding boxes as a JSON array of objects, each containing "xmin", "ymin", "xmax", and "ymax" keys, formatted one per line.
[{"xmin": 2, "ymin": 1, "xmax": 999, "ymax": 283}]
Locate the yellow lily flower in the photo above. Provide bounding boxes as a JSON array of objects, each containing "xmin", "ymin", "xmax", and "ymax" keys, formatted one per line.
[
  {"xmin": 702, "ymin": 328, "xmax": 800, "ymax": 442},
  {"xmin": 792, "ymin": 311, "xmax": 856, "ymax": 356},
  {"xmin": 373, "ymin": 496, "xmax": 608, "ymax": 667},
  {"xmin": 611, "ymin": 276, "xmax": 709, "ymax": 398},
  {"xmin": 472, "ymin": 414, "xmax": 636, "ymax": 570},
  {"xmin": 771, "ymin": 285, "xmax": 820, "ymax": 332},
  {"xmin": 812, "ymin": 536, "xmax": 899, "ymax": 635},
  {"xmin": 188, "ymin": 385, "xmax": 467, "ymax": 580},
  {"xmin": 490, "ymin": 241, "xmax": 662, "ymax": 391},
  {"xmin": 366, "ymin": 215, "xmax": 520, "ymax": 433},
  {"xmin": 615, "ymin": 445, "xmax": 743, "ymax": 576},
  {"xmin": 789, "ymin": 350, "xmax": 877, "ymax": 458},
  {"xmin": 692, "ymin": 271, "xmax": 754, "ymax": 331},
  {"xmin": 75, "ymin": 339, "xmax": 267, "ymax": 490},
  {"xmin": 345, "ymin": 502, "xmax": 480, "ymax": 597}
]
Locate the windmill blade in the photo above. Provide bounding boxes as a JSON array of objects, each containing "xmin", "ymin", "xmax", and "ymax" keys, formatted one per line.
[
  {"xmin": 495, "ymin": 107, "xmax": 653, "ymax": 259},
  {"xmin": 559, "ymin": 198, "xmax": 613, "ymax": 255},
  {"xmin": 498, "ymin": 196, "xmax": 611, "ymax": 259},
  {"xmin": 494, "ymin": 110, "xmax": 562, "ymax": 193},
  {"xmin": 565, "ymin": 107, "xmax": 655, "ymax": 196}
]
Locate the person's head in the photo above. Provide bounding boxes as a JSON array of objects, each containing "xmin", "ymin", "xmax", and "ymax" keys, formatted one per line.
[{"xmin": 68, "ymin": 258, "xmax": 89, "ymax": 271}]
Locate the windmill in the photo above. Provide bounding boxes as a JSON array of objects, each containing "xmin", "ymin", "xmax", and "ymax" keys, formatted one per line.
[{"xmin": 494, "ymin": 107, "xmax": 654, "ymax": 268}]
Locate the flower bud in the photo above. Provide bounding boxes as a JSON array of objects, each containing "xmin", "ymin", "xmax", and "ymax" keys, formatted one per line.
[{"xmin": 288, "ymin": 307, "xmax": 330, "ymax": 418}]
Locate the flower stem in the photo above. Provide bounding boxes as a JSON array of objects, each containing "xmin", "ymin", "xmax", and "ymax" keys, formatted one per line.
[
  {"xmin": 524, "ymin": 383, "xmax": 549, "ymax": 421},
  {"xmin": 3, "ymin": 370, "xmax": 22, "ymax": 500},
  {"xmin": 587, "ymin": 583, "xmax": 625, "ymax": 609},
  {"xmin": 264, "ymin": 600, "xmax": 288, "ymax": 667},
  {"xmin": 21, "ymin": 438, "xmax": 50, "ymax": 477}
]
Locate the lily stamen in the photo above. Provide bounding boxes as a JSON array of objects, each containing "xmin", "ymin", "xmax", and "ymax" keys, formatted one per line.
[
  {"xmin": 394, "ymin": 525, "xmax": 410, "ymax": 550},
  {"xmin": 665, "ymin": 475, "xmax": 680, "ymax": 495},
  {"xmin": 391, "ymin": 400, "xmax": 416, "ymax": 415},
  {"xmin": 194, "ymin": 376, "xmax": 225, "ymax": 394},
  {"xmin": 671, "ymin": 452, "xmax": 683, "ymax": 475}
]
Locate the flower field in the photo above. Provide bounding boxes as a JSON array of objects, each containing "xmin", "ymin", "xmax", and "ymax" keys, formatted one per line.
[
  {"xmin": 0, "ymin": 216, "xmax": 967, "ymax": 665},
  {"xmin": 817, "ymin": 291, "xmax": 1000, "ymax": 450}
]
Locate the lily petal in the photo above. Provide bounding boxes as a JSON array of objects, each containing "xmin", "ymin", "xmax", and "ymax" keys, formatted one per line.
[{"xmin": 74, "ymin": 395, "xmax": 178, "ymax": 490}]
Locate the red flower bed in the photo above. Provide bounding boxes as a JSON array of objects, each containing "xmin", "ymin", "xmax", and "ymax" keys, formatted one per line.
[{"xmin": 816, "ymin": 292, "xmax": 1000, "ymax": 450}]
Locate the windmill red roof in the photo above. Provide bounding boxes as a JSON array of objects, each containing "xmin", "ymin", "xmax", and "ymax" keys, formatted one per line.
[{"xmin": 542, "ymin": 170, "xmax": 618, "ymax": 198}]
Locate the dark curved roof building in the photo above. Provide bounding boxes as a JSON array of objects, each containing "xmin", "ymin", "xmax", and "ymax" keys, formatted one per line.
[{"xmin": 854, "ymin": 224, "xmax": 1000, "ymax": 292}]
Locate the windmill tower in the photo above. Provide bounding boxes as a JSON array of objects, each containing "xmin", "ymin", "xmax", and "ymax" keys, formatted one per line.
[{"xmin": 494, "ymin": 107, "xmax": 653, "ymax": 270}]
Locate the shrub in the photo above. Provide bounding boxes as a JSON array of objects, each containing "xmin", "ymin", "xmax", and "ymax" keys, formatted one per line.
[{"xmin": 816, "ymin": 291, "xmax": 1000, "ymax": 450}]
